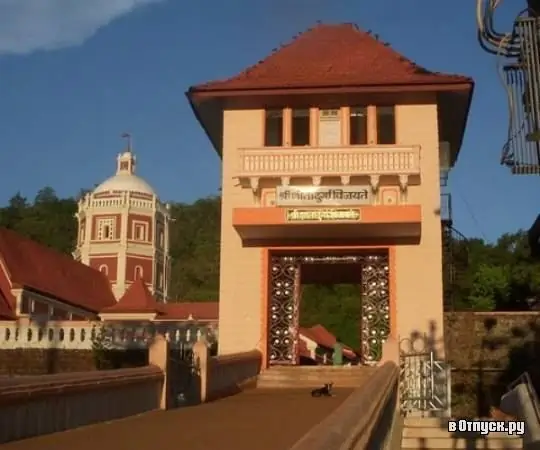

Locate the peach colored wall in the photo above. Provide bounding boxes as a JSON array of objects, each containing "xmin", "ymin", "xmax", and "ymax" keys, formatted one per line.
[
  {"xmin": 393, "ymin": 102, "xmax": 445, "ymax": 356},
  {"xmin": 219, "ymin": 109, "xmax": 265, "ymax": 355},
  {"xmin": 219, "ymin": 100, "xmax": 446, "ymax": 358}
]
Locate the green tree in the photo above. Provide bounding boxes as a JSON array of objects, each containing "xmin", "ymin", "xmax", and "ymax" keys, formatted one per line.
[
  {"xmin": 0, "ymin": 192, "xmax": 28, "ymax": 229},
  {"xmin": 300, "ymin": 284, "xmax": 361, "ymax": 349},
  {"xmin": 468, "ymin": 264, "xmax": 510, "ymax": 311}
]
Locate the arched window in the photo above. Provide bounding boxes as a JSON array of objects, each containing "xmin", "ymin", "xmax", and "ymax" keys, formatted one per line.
[
  {"xmin": 79, "ymin": 225, "xmax": 85, "ymax": 244},
  {"xmin": 134, "ymin": 265, "xmax": 143, "ymax": 280},
  {"xmin": 99, "ymin": 264, "xmax": 108, "ymax": 275},
  {"xmin": 97, "ymin": 218, "xmax": 115, "ymax": 240},
  {"xmin": 159, "ymin": 230, "xmax": 165, "ymax": 247}
]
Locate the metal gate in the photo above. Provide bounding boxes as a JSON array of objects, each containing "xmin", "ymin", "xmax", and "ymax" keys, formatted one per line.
[
  {"xmin": 267, "ymin": 253, "xmax": 390, "ymax": 365},
  {"xmin": 399, "ymin": 342, "xmax": 451, "ymax": 416},
  {"xmin": 169, "ymin": 343, "xmax": 199, "ymax": 407}
]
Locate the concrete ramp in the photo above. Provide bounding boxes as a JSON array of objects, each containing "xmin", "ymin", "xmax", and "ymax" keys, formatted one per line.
[{"xmin": 1, "ymin": 388, "xmax": 354, "ymax": 450}]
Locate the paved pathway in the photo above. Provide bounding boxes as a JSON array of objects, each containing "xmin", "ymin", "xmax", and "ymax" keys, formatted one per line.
[{"xmin": 3, "ymin": 388, "xmax": 353, "ymax": 450}]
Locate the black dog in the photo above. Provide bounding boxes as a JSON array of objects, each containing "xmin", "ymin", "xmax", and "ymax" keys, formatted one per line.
[{"xmin": 311, "ymin": 382, "xmax": 334, "ymax": 397}]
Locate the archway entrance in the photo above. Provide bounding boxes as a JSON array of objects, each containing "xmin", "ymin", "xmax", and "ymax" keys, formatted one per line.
[{"xmin": 267, "ymin": 251, "xmax": 390, "ymax": 366}]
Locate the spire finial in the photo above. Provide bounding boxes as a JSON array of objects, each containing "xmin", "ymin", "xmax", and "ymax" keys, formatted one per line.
[
  {"xmin": 121, "ymin": 132, "xmax": 132, "ymax": 153},
  {"xmin": 116, "ymin": 133, "xmax": 136, "ymax": 175}
]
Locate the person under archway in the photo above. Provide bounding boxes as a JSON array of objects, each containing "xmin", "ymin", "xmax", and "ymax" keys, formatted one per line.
[{"xmin": 333, "ymin": 338, "xmax": 344, "ymax": 366}]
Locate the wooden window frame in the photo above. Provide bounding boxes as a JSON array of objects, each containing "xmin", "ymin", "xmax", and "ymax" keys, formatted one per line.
[
  {"xmin": 132, "ymin": 221, "xmax": 148, "ymax": 242},
  {"xmin": 97, "ymin": 218, "xmax": 116, "ymax": 241},
  {"xmin": 263, "ymin": 105, "xmax": 397, "ymax": 147}
]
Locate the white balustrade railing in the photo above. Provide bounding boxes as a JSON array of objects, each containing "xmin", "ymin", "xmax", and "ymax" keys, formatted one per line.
[
  {"xmin": 237, "ymin": 145, "xmax": 421, "ymax": 178},
  {"xmin": 0, "ymin": 321, "xmax": 217, "ymax": 350},
  {"xmin": 89, "ymin": 198, "xmax": 154, "ymax": 210},
  {"xmin": 78, "ymin": 194, "xmax": 169, "ymax": 215}
]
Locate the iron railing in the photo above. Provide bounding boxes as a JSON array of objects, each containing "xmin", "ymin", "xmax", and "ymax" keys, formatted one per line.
[
  {"xmin": 399, "ymin": 338, "xmax": 451, "ymax": 416},
  {"xmin": 502, "ymin": 17, "xmax": 540, "ymax": 173}
]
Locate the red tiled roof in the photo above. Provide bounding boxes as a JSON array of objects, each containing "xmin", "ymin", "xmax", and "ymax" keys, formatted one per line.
[
  {"xmin": 299, "ymin": 324, "xmax": 357, "ymax": 358},
  {"xmin": 190, "ymin": 23, "xmax": 472, "ymax": 93},
  {"xmin": 0, "ymin": 260, "xmax": 15, "ymax": 319},
  {"xmin": 297, "ymin": 339, "xmax": 312, "ymax": 359},
  {"xmin": 160, "ymin": 302, "xmax": 219, "ymax": 321},
  {"xmin": 0, "ymin": 227, "xmax": 116, "ymax": 313},
  {"xmin": 101, "ymin": 278, "xmax": 162, "ymax": 314},
  {"xmin": 0, "ymin": 290, "xmax": 14, "ymax": 319}
]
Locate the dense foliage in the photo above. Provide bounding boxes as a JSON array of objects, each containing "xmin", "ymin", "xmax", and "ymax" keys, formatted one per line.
[{"xmin": 1, "ymin": 188, "xmax": 539, "ymax": 349}]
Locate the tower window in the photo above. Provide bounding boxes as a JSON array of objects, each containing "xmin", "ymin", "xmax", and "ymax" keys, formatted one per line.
[
  {"xmin": 264, "ymin": 110, "xmax": 283, "ymax": 147},
  {"xmin": 291, "ymin": 109, "xmax": 310, "ymax": 146},
  {"xmin": 350, "ymin": 107, "xmax": 368, "ymax": 145},
  {"xmin": 159, "ymin": 230, "xmax": 164, "ymax": 247},
  {"xmin": 97, "ymin": 218, "xmax": 116, "ymax": 240},
  {"xmin": 157, "ymin": 268, "xmax": 164, "ymax": 289},
  {"xmin": 133, "ymin": 222, "xmax": 147, "ymax": 241},
  {"xmin": 376, "ymin": 106, "xmax": 396, "ymax": 145},
  {"xmin": 79, "ymin": 220, "xmax": 86, "ymax": 244},
  {"xmin": 135, "ymin": 266, "xmax": 143, "ymax": 280}
]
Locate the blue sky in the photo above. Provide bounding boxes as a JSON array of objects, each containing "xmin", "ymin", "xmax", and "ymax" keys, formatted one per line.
[{"xmin": 0, "ymin": 0, "xmax": 536, "ymax": 242}]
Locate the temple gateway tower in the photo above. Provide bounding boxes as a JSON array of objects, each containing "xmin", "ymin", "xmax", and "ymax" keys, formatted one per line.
[{"xmin": 187, "ymin": 24, "xmax": 473, "ymax": 365}]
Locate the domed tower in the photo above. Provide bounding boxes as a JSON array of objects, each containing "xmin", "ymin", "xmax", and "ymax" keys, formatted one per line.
[{"xmin": 73, "ymin": 135, "xmax": 172, "ymax": 302}]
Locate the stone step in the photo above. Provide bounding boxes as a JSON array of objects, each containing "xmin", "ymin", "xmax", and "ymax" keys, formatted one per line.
[
  {"xmin": 257, "ymin": 374, "xmax": 369, "ymax": 381},
  {"xmin": 261, "ymin": 367, "xmax": 377, "ymax": 374},
  {"xmin": 256, "ymin": 381, "xmax": 366, "ymax": 388},
  {"xmin": 259, "ymin": 367, "xmax": 375, "ymax": 375},
  {"xmin": 257, "ymin": 376, "xmax": 370, "ymax": 386},
  {"xmin": 257, "ymin": 366, "xmax": 375, "ymax": 388},
  {"xmin": 404, "ymin": 417, "xmax": 451, "ymax": 428},
  {"xmin": 401, "ymin": 436, "xmax": 523, "ymax": 449},
  {"xmin": 256, "ymin": 377, "xmax": 368, "ymax": 387}
]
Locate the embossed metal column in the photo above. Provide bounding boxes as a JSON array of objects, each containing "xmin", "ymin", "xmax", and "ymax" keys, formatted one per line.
[
  {"xmin": 267, "ymin": 252, "xmax": 390, "ymax": 366},
  {"xmin": 268, "ymin": 256, "xmax": 299, "ymax": 365},
  {"xmin": 360, "ymin": 254, "xmax": 390, "ymax": 363}
]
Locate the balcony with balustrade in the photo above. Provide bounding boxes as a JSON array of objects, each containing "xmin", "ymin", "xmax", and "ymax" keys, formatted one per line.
[
  {"xmin": 236, "ymin": 145, "xmax": 421, "ymax": 191},
  {"xmin": 232, "ymin": 145, "xmax": 423, "ymax": 243}
]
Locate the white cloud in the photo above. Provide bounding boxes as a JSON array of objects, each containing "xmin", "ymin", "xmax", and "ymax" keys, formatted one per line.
[{"xmin": 0, "ymin": 0, "xmax": 165, "ymax": 55}]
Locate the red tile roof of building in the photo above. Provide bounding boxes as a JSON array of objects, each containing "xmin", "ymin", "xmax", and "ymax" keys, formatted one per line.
[
  {"xmin": 0, "ymin": 291, "xmax": 14, "ymax": 319},
  {"xmin": 101, "ymin": 278, "xmax": 163, "ymax": 314},
  {"xmin": 102, "ymin": 287, "xmax": 220, "ymax": 321},
  {"xmin": 190, "ymin": 23, "xmax": 472, "ymax": 93},
  {"xmin": 161, "ymin": 301, "xmax": 219, "ymax": 321},
  {"xmin": 297, "ymin": 339, "xmax": 311, "ymax": 359},
  {"xmin": 0, "ymin": 261, "xmax": 15, "ymax": 319},
  {"xmin": 299, "ymin": 324, "xmax": 357, "ymax": 358},
  {"xmin": 0, "ymin": 227, "xmax": 116, "ymax": 313}
]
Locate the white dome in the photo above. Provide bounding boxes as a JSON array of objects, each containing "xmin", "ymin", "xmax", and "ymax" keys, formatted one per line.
[{"xmin": 94, "ymin": 174, "xmax": 156, "ymax": 196}]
